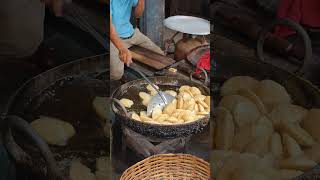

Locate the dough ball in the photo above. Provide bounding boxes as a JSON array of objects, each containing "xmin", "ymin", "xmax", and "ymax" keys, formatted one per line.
[
  {"xmin": 279, "ymin": 155, "xmax": 317, "ymax": 171},
  {"xmin": 182, "ymin": 110, "xmax": 197, "ymax": 122},
  {"xmin": 232, "ymin": 100, "xmax": 260, "ymax": 127},
  {"xmin": 214, "ymin": 107, "xmax": 235, "ymax": 150},
  {"xmin": 152, "ymin": 107, "xmax": 162, "ymax": 120},
  {"xmin": 179, "ymin": 85, "xmax": 191, "ymax": 92},
  {"xmin": 163, "ymin": 99, "xmax": 177, "ymax": 115},
  {"xmin": 210, "ymin": 150, "xmax": 239, "ymax": 178},
  {"xmin": 231, "ymin": 153, "xmax": 261, "ymax": 170},
  {"xmin": 269, "ymin": 104, "xmax": 308, "ymax": 128},
  {"xmin": 196, "ymin": 115, "xmax": 205, "ymax": 121},
  {"xmin": 231, "ymin": 169, "xmax": 272, "ymax": 180},
  {"xmin": 257, "ymin": 168, "xmax": 281, "ymax": 180},
  {"xmin": 218, "ymin": 95, "xmax": 251, "ymax": 112},
  {"xmin": 183, "ymin": 98, "xmax": 195, "ymax": 110},
  {"xmin": 31, "ymin": 116, "xmax": 75, "ymax": 146},
  {"xmin": 255, "ymin": 80, "xmax": 291, "ymax": 111},
  {"xmin": 177, "ymin": 95, "xmax": 184, "ymax": 109},
  {"xmin": 245, "ymin": 116, "xmax": 273, "ymax": 156},
  {"xmin": 146, "ymin": 84, "xmax": 159, "ymax": 93},
  {"xmin": 119, "ymin": 98, "xmax": 134, "ymax": 108},
  {"xmin": 171, "ymin": 109, "xmax": 183, "ymax": 118},
  {"xmin": 211, "ymin": 150, "xmax": 238, "ymax": 162},
  {"xmin": 270, "ymin": 132, "xmax": 284, "ymax": 158},
  {"xmin": 150, "ymin": 90, "xmax": 158, "ymax": 96},
  {"xmin": 216, "ymin": 153, "xmax": 243, "ymax": 180},
  {"xmin": 187, "ymin": 103, "xmax": 197, "ymax": 112},
  {"xmin": 156, "ymin": 114, "xmax": 170, "ymax": 122},
  {"xmin": 205, "ymin": 96, "xmax": 210, "ymax": 107},
  {"xmin": 140, "ymin": 116, "xmax": 154, "ymax": 122},
  {"xmin": 140, "ymin": 111, "xmax": 147, "ymax": 117},
  {"xmin": 302, "ymin": 108, "xmax": 320, "ymax": 143},
  {"xmin": 190, "ymin": 87, "xmax": 202, "ymax": 96},
  {"xmin": 253, "ymin": 116, "xmax": 274, "ymax": 139},
  {"xmin": 96, "ymin": 156, "xmax": 110, "ymax": 172},
  {"xmin": 281, "ymin": 122, "xmax": 315, "ymax": 147},
  {"xmin": 179, "ymin": 91, "xmax": 192, "ymax": 101},
  {"xmin": 197, "ymin": 99, "xmax": 209, "ymax": 109},
  {"xmin": 229, "ymin": 154, "xmax": 281, "ymax": 180},
  {"xmin": 165, "ymin": 90, "xmax": 177, "ymax": 97},
  {"xmin": 166, "ymin": 116, "xmax": 180, "ymax": 123},
  {"xmin": 221, "ymin": 76, "xmax": 259, "ymax": 96},
  {"xmin": 139, "ymin": 92, "xmax": 151, "ymax": 101},
  {"xmin": 260, "ymin": 153, "xmax": 277, "ymax": 169},
  {"xmin": 194, "ymin": 94, "xmax": 206, "ymax": 101},
  {"xmin": 169, "ymin": 67, "xmax": 177, "ymax": 73},
  {"xmin": 92, "ymin": 96, "xmax": 110, "ymax": 137},
  {"xmin": 95, "ymin": 156, "xmax": 111, "ymax": 180},
  {"xmin": 162, "ymin": 121, "xmax": 173, "ymax": 125},
  {"xmin": 218, "ymin": 153, "xmax": 274, "ymax": 180},
  {"xmin": 197, "ymin": 111, "xmax": 209, "ymax": 116},
  {"xmin": 304, "ymin": 143, "xmax": 320, "ymax": 163},
  {"xmin": 279, "ymin": 169, "xmax": 304, "ymax": 180},
  {"xmin": 231, "ymin": 124, "xmax": 255, "ymax": 152},
  {"xmin": 70, "ymin": 159, "xmax": 95, "ymax": 180},
  {"xmin": 103, "ymin": 124, "xmax": 110, "ymax": 139},
  {"xmin": 237, "ymin": 89, "xmax": 267, "ymax": 114},
  {"xmin": 92, "ymin": 96, "xmax": 108, "ymax": 121},
  {"xmin": 282, "ymin": 133, "xmax": 303, "ymax": 158},
  {"xmin": 131, "ymin": 112, "xmax": 141, "ymax": 121}
]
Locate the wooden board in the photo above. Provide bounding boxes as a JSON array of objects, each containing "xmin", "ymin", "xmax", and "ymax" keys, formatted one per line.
[{"xmin": 130, "ymin": 46, "xmax": 176, "ymax": 70}]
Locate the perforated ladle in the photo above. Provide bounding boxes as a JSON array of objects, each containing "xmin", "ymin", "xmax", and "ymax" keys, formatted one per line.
[{"xmin": 132, "ymin": 69, "xmax": 175, "ymax": 116}]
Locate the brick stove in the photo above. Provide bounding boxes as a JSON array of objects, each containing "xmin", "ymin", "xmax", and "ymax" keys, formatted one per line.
[{"xmin": 121, "ymin": 126, "xmax": 191, "ymax": 159}]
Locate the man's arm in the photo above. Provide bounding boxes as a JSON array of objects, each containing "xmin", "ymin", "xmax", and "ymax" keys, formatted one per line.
[
  {"xmin": 110, "ymin": 16, "xmax": 125, "ymax": 51},
  {"xmin": 110, "ymin": 16, "xmax": 132, "ymax": 66},
  {"xmin": 134, "ymin": 0, "xmax": 145, "ymax": 18}
]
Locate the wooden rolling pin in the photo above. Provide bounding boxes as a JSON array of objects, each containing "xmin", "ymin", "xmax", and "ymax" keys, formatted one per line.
[
  {"xmin": 131, "ymin": 51, "xmax": 170, "ymax": 70},
  {"xmin": 130, "ymin": 46, "xmax": 175, "ymax": 70}
]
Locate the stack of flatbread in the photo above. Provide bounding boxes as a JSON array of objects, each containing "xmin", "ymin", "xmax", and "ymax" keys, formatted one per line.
[{"xmin": 212, "ymin": 76, "xmax": 320, "ymax": 180}]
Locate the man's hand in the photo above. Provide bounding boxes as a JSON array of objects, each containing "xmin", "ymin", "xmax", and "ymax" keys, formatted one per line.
[
  {"xmin": 41, "ymin": 0, "xmax": 71, "ymax": 17},
  {"xmin": 119, "ymin": 48, "xmax": 133, "ymax": 66},
  {"xmin": 110, "ymin": 17, "xmax": 133, "ymax": 66}
]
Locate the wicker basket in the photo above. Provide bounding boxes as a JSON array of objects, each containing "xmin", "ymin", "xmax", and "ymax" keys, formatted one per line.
[{"xmin": 120, "ymin": 153, "xmax": 211, "ymax": 180}]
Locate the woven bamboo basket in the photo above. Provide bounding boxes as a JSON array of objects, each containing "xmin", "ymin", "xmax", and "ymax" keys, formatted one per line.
[{"xmin": 120, "ymin": 153, "xmax": 211, "ymax": 180}]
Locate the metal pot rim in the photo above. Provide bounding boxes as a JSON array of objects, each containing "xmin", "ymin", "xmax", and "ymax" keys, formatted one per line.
[{"xmin": 110, "ymin": 76, "xmax": 210, "ymax": 128}]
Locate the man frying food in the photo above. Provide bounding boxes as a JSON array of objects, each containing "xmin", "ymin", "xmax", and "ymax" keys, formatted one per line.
[{"xmin": 110, "ymin": 0, "xmax": 164, "ymax": 80}]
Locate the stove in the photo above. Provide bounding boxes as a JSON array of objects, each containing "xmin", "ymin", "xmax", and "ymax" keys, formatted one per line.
[
  {"xmin": 121, "ymin": 126, "xmax": 190, "ymax": 158},
  {"xmin": 111, "ymin": 115, "xmax": 210, "ymax": 179}
]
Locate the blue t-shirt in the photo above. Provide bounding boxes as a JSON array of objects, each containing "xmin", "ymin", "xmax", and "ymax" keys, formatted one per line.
[{"xmin": 110, "ymin": 0, "xmax": 139, "ymax": 38}]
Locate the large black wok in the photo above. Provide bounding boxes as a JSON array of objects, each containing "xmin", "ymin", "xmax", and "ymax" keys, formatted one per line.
[
  {"xmin": 212, "ymin": 54, "xmax": 320, "ymax": 179},
  {"xmin": 111, "ymin": 76, "xmax": 210, "ymax": 139},
  {"xmin": 1, "ymin": 54, "xmax": 109, "ymax": 180}
]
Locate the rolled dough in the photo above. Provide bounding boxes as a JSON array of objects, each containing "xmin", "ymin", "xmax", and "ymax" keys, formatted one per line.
[
  {"xmin": 30, "ymin": 116, "xmax": 75, "ymax": 146},
  {"xmin": 92, "ymin": 96, "xmax": 110, "ymax": 138},
  {"xmin": 69, "ymin": 159, "xmax": 95, "ymax": 180}
]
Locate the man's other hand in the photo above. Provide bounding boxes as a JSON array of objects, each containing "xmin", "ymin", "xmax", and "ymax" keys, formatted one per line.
[{"xmin": 119, "ymin": 48, "xmax": 133, "ymax": 66}]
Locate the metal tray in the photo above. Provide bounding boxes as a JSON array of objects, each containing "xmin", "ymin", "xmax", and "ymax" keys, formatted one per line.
[{"xmin": 164, "ymin": 15, "xmax": 210, "ymax": 35}]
